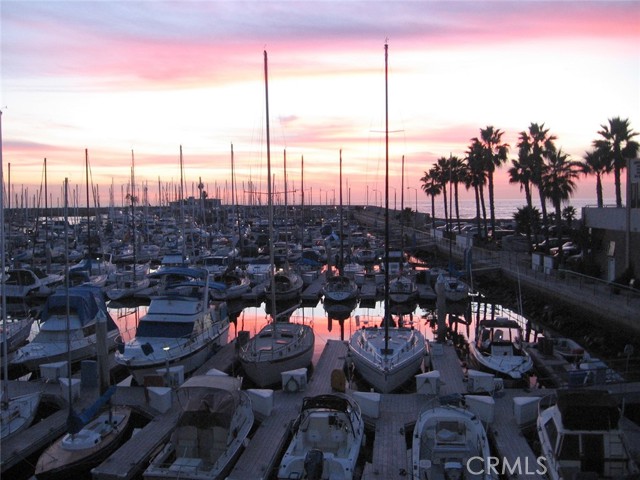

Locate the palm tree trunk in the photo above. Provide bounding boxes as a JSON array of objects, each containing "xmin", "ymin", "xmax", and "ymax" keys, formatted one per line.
[
  {"xmin": 488, "ymin": 171, "xmax": 496, "ymax": 235},
  {"xmin": 474, "ymin": 185, "xmax": 481, "ymax": 234},
  {"xmin": 596, "ymin": 173, "xmax": 603, "ymax": 208},
  {"xmin": 537, "ymin": 186, "xmax": 548, "ymax": 239},
  {"xmin": 442, "ymin": 184, "xmax": 448, "ymax": 232},
  {"xmin": 614, "ymin": 164, "xmax": 622, "ymax": 207},
  {"xmin": 430, "ymin": 195, "xmax": 436, "ymax": 230},
  {"xmin": 479, "ymin": 185, "xmax": 488, "ymax": 239},
  {"xmin": 454, "ymin": 182, "xmax": 461, "ymax": 232}
]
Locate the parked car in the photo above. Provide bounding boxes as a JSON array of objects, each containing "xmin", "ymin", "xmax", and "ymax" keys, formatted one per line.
[
  {"xmin": 550, "ymin": 241, "xmax": 581, "ymax": 257},
  {"xmin": 533, "ymin": 237, "xmax": 570, "ymax": 253}
]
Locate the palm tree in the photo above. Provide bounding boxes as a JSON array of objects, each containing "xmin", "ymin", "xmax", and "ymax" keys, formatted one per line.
[
  {"xmin": 465, "ymin": 139, "xmax": 488, "ymax": 237},
  {"xmin": 475, "ymin": 126, "xmax": 509, "ymax": 236},
  {"xmin": 562, "ymin": 206, "xmax": 577, "ymax": 229},
  {"xmin": 542, "ymin": 148, "xmax": 580, "ymax": 263},
  {"xmin": 593, "ymin": 117, "xmax": 639, "ymax": 208},
  {"xmin": 513, "ymin": 205, "xmax": 541, "ymax": 246},
  {"xmin": 448, "ymin": 155, "xmax": 466, "ymax": 233},
  {"xmin": 581, "ymin": 149, "xmax": 611, "ymax": 208},
  {"xmin": 508, "ymin": 155, "xmax": 533, "ymax": 209},
  {"xmin": 419, "ymin": 169, "xmax": 442, "ymax": 230},
  {"xmin": 518, "ymin": 123, "xmax": 557, "ymax": 233},
  {"xmin": 432, "ymin": 157, "xmax": 451, "ymax": 231}
]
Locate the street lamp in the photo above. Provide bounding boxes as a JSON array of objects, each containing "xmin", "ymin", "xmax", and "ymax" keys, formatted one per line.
[
  {"xmin": 162, "ymin": 345, "xmax": 171, "ymax": 387},
  {"xmin": 407, "ymin": 187, "xmax": 418, "ymax": 229}
]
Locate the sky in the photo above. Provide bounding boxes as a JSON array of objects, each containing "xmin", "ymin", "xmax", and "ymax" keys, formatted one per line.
[{"xmin": 1, "ymin": 0, "xmax": 639, "ymax": 212}]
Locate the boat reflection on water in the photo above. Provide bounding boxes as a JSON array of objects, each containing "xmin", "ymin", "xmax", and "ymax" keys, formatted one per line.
[{"xmin": 107, "ymin": 295, "xmax": 538, "ymax": 377}]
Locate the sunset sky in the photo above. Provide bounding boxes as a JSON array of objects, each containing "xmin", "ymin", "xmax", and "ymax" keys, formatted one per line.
[{"xmin": 1, "ymin": 1, "xmax": 639, "ymax": 212}]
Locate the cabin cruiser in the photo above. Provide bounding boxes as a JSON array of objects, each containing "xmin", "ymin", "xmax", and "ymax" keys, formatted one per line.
[
  {"xmin": 468, "ymin": 317, "xmax": 533, "ymax": 381},
  {"xmin": 114, "ymin": 267, "xmax": 230, "ymax": 385},
  {"xmin": 11, "ymin": 285, "xmax": 119, "ymax": 373},
  {"xmin": 537, "ymin": 389, "xmax": 639, "ymax": 480}
]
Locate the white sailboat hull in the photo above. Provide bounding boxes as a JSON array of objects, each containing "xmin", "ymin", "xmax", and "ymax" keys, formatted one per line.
[{"xmin": 349, "ymin": 327, "xmax": 426, "ymax": 393}]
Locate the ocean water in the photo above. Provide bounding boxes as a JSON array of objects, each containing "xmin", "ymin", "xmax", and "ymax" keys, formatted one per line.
[{"xmin": 417, "ymin": 197, "xmax": 605, "ymax": 221}]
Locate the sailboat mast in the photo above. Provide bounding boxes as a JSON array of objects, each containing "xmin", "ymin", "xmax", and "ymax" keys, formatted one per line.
[
  {"xmin": 1, "ymin": 110, "xmax": 9, "ymax": 408},
  {"xmin": 384, "ymin": 42, "xmax": 390, "ymax": 352},
  {"xmin": 85, "ymin": 149, "xmax": 91, "ymax": 256},
  {"xmin": 264, "ymin": 50, "xmax": 277, "ymax": 322},
  {"xmin": 130, "ymin": 150, "xmax": 137, "ymax": 277},
  {"xmin": 339, "ymin": 149, "xmax": 344, "ymax": 275}
]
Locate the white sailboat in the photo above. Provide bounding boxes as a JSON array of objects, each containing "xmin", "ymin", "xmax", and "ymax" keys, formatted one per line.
[
  {"xmin": 322, "ymin": 150, "xmax": 359, "ymax": 304},
  {"xmin": 348, "ymin": 43, "xmax": 427, "ymax": 393},
  {"xmin": 238, "ymin": 50, "xmax": 314, "ymax": 389}
]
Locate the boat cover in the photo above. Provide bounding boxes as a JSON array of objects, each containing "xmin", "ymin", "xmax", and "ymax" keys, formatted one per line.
[{"xmin": 557, "ymin": 389, "xmax": 620, "ymax": 430}]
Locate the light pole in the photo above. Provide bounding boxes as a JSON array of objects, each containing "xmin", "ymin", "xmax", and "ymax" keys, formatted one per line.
[
  {"xmin": 390, "ymin": 186, "xmax": 397, "ymax": 212},
  {"xmin": 407, "ymin": 186, "xmax": 418, "ymax": 229},
  {"xmin": 162, "ymin": 345, "xmax": 171, "ymax": 386}
]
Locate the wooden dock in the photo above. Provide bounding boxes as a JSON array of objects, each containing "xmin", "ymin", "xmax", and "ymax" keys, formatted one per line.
[
  {"xmin": 361, "ymin": 393, "xmax": 425, "ymax": 479},
  {"xmin": 489, "ymin": 389, "xmax": 546, "ymax": 480},
  {"xmin": 427, "ymin": 341, "xmax": 466, "ymax": 395}
]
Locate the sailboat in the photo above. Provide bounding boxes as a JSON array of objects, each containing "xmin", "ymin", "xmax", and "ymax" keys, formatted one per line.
[
  {"xmin": 238, "ymin": 50, "xmax": 315, "ymax": 389},
  {"xmin": 0, "ymin": 110, "xmax": 41, "ymax": 440},
  {"xmin": 348, "ymin": 43, "xmax": 427, "ymax": 393},
  {"xmin": 322, "ymin": 150, "xmax": 359, "ymax": 304},
  {"xmin": 34, "ymin": 178, "xmax": 132, "ymax": 480}
]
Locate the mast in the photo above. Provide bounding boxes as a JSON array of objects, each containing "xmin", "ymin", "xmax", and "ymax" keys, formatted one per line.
[
  {"xmin": 264, "ymin": 50, "xmax": 277, "ymax": 323},
  {"xmin": 339, "ymin": 149, "xmax": 344, "ymax": 275},
  {"xmin": 1, "ymin": 110, "xmax": 9, "ymax": 409},
  {"xmin": 130, "ymin": 150, "xmax": 137, "ymax": 278},
  {"xmin": 384, "ymin": 42, "xmax": 390, "ymax": 353},
  {"xmin": 85, "ymin": 149, "xmax": 91, "ymax": 257}
]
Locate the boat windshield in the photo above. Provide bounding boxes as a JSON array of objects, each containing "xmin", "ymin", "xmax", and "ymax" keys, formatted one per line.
[{"xmin": 136, "ymin": 320, "xmax": 193, "ymax": 339}]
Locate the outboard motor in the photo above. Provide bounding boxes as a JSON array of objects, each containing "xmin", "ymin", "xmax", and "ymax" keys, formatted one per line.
[{"xmin": 304, "ymin": 448, "xmax": 324, "ymax": 480}]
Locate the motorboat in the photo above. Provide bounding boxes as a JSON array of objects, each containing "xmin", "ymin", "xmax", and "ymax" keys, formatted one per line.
[
  {"xmin": 114, "ymin": 267, "xmax": 230, "ymax": 385},
  {"xmin": 239, "ymin": 321, "xmax": 314, "ymax": 388},
  {"xmin": 537, "ymin": 389, "xmax": 639, "ymax": 480},
  {"xmin": 2, "ymin": 267, "xmax": 63, "ymax": 301},
  {"xmin": 549, "ymin": 336, "xmax": 585, "ymax": 362},
  {"xmin": 35, "ymin": 394, "xmax": 131, "ymax": 480},
  {"xmin": 322, "ymin": 273, "xmax": 359, "ymax": 303},
  {"xmin": 278, "ymin": 394, "xmax": 364, "ymax": 480},
  {"xmin": 412, "ymin": 404, "xmax": 494, "ymax": 480},
  {"xmin": 144, "ymin": 374, "xmax": 253, "ymax": 480},
  {"xmin": 10, "ymin": 285, "xmax": 119, "ymax": 373},
  {"xmin": 468, "ymin": 317, "xmax": 533, "ymax": 381}
]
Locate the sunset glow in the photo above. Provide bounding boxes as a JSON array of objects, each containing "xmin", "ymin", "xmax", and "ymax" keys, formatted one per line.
[{"xmin": 2, "ymin": 1, "xmax": 639, "ymax": 210}]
